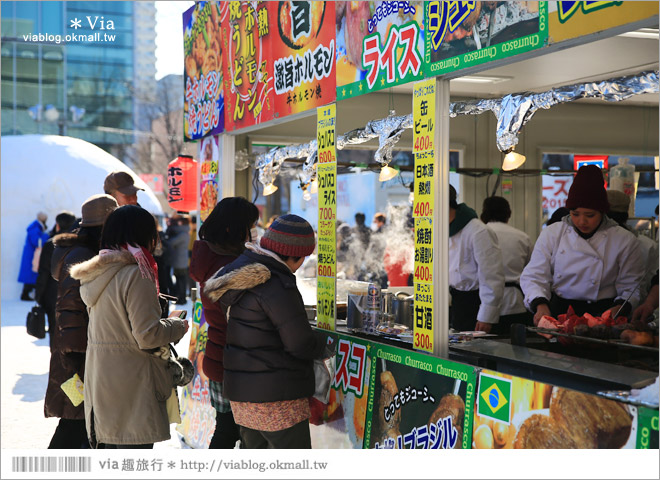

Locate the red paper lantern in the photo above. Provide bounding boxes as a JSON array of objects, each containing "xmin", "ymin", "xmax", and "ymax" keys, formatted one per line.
[{"xmin": 167, "ymin": 155, "xmax": 198, "ymax": 212}]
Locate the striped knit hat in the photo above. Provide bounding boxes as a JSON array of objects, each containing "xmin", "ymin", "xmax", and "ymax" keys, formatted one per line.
[{"xmin": 260, "ymin": 214, "xmax": 315, "ymax": 257}]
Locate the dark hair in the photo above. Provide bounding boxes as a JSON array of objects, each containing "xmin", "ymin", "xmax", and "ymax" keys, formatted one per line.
[
  {"xmin": 449, "ymin": 184, "xmax": 458, "ymax": 209},
  {"xmin": 608, "ymin": 211, "xmax": 628, "ymax": 227},
  {"xmin": 198, "ymin": 197, "xmax": 259, "ymax": 248},
  {"xmin": 355, "ymin": 212, "xmax": 366, "ymax": 225},
  {"xmin": 278, "ymin": 255, "xmax": 302, "ymax": 263},
  {"xmin": 56, "ymin": 212, "xmax": 77, "ymax": 231},
  {"xmin": 481, "ymin": 196, "xmax": 511, "ymax": 224},
  {"xmin": 546, "ymin": 207, "xmax": 570, "ymax": 226},
  {"xmin": 77, "ymin": 226, "xmax": 104, "ymax": 254},
  {"xmin": 100, "ymin": 205, "xmax": 158, "ymax": 251},
  {"xmin": 374, "ymin": 213, "xmax": 386, "ymax": 224}
]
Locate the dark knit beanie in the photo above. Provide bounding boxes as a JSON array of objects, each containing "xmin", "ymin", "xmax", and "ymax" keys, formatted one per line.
[
  {"xmin": 566, "ymin": 165, "xmax": 609, "ymax": 212},
  {"xmin": 260, "ymin": 214, "xmax": 315, "ymax": 258}
]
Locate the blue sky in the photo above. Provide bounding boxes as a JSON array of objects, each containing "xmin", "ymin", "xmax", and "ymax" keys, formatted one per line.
[{"xmin": 155, "ymin": 1, "xmax": 194, "ymax": 80}]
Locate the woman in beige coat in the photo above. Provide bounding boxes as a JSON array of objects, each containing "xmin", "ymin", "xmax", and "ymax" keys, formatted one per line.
[{"xmin": 71, "ymin": 206, "xmax": 188, "ymax": 448}]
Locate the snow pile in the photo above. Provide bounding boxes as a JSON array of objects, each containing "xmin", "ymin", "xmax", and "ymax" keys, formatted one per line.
[{"xmin": 1, "ymin": 135, "xmax": 163, "ymax": 300}]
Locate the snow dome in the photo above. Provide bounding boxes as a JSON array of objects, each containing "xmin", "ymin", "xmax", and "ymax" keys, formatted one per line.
[{"xmin": 1, "ymin": 135, "xmax": 164, "ymax": 299}]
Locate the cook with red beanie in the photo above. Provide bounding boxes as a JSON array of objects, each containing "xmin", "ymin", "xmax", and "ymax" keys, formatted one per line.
[
  {"xmin": 203, "ymin": 214, "xmax": 333, "ymax": 449},
  {"xmin": 520, "ymin": 165, "xmax": 644, "ymax": 324}
]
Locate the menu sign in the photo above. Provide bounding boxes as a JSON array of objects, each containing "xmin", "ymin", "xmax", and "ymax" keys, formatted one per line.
[
  {"xmin": 199, "ymin": 136, "xmax": 220, "ymax": 222},
  {"xmin": 336, "ymin": 1, "xmax": 424, "ymax": 100},
  {"xmin": 425, "ymin": 1, "xmax": 548, "ymax": 77},
  {"xmin": 221, "ymin": 1, "xmax": 274, "ymax": 131},
  {"xmin": 183, "ymin": 2, "xmax": 226, "ymax": 141},
  {"xmin": 412, "ymin": 78, "xmax": 436, "ymax": 354},
  {"xmin": 316, "ymin": 103, "xmax": 337, "ymax": 331}
]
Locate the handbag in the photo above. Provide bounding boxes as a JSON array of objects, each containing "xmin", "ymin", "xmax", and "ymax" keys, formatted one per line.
[
  {"xmin": 31, "ymin": 238, "xmax": 43, "ymax": 273},
  {"xmin": 26, "ymin": 304, "xmax": 46, "ymax": 339},
  {"xmin": 313, "ymin": 354, "xmax": 336, "ymax": 404},
  {"xmin": 167, "ymin": 344, "xmax": 195, "ymax": 387}
]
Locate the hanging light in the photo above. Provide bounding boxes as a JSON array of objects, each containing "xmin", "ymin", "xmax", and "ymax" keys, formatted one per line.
[
  {"xmin": 167, "ymin": 154, "xmax": 198, "ymax": 213},
  {"xmin": 302, "ymin": 187, "xmax": 312, "ymax": 201},
  {"xmin": 263, "ymin": 182, "xmax": 278, "ymax": 196},
  {"xmin": 309, "ymin": 177, "xmax": 318, "ymax": 194},
  {"xmin": 379, "ymin": 164, "xmax": 398, "ymax": 182},
  {"xmin": 501, "ymin": 148, "xmax": 526, "ymax": 171}
]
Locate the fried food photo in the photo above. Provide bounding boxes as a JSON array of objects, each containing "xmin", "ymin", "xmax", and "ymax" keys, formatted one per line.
[{"xmin": 514, "ymin": 414, "xmax": 576, "ymax": 449}]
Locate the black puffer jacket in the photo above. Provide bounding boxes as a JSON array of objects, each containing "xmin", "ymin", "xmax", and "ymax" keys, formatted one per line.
[
  {"xmin": 204, "ymin": 250, "xmax": 328, "ymax": 403},
  {"xmin": 44, "ymin": 232, "xmax": 96, "ymax": 419}
]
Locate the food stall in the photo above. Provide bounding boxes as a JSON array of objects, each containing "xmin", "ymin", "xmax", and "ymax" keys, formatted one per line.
[{"xmin": 177, "ymin": 1, "xmax": 659, "ymax": 450}]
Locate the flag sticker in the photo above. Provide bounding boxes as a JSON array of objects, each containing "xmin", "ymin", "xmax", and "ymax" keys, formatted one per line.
[{"xmin": 477, "ymin": 373, "xmax": 512, "ymax": 424}]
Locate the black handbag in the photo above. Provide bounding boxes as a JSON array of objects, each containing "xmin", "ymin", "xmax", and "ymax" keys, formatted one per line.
[{"xmin": 26, "ymin": 304, "xmax": 46, "ymax": 339}]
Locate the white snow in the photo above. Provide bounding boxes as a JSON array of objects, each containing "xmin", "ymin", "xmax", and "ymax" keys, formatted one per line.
[
  {"xmin": 1, "ymin": 135, "xmax": 163, "ymax": 300},
  {"xmin": 0, "ymin": 297, "xmax": 192, "ymax": 449}
]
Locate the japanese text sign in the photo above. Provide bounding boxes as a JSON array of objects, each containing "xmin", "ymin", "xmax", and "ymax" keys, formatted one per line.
[
  {"xmin": 183, "ymin": 2, "xmax": 225, "ymax": 141},
  {"xmin": 425, "ymin": 1, "xmax": 548, "ymax": 77},
  {"xmin": 317, "ymin": 103, "xmax": 337, "ymax": 331},
  {"xmin": 199, "ymin": 137, "xmax": 220, "ymax": 221},
  {"xmin": 336, "ymin": 1, "xmax": 424, "ymax": 100}
]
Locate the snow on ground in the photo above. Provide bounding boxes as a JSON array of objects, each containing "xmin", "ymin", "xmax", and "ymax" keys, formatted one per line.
[{"xmin": 1, "ymin": 297, "xmax": 193, "ymax": 449}]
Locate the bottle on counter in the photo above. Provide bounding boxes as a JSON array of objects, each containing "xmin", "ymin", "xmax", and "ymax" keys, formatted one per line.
[
  {"xmin": 609, "ymin": 157, "xmax": 636, "ymax": 217},
  {"xmin": 363, "ymin": 283, "xmax": 381, "ymax": 334}
]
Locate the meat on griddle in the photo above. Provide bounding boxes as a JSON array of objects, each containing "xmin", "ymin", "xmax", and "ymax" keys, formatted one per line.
[{"xmin": 377, "ymin": 370, "xmax": 402, "ymax": 444}]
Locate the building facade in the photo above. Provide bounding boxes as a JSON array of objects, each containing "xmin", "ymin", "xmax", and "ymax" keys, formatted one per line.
[{"xmin": 1, "ymin": 1, "xmax": 156, "ymax": 160}]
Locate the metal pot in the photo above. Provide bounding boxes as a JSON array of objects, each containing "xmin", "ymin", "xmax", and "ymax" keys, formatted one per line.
[{"xmin": 392, "ymin": 291, "xmax": 414, "ymax": 328}]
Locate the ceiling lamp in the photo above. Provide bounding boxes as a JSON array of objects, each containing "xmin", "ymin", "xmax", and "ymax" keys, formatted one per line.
[
  {"xmin": 501, "ymin": 149, "xmax": 526, "ymax": 171},
  {"xmin": 379, "ymin": 164, "xmax": 398, "ymax": 182},
  {"xmin": 309, "ymin": 177, "xmax": 318, "ymax": 194},
  {"xmin": 263, "ymin": 183, "xmax": 278, "ymax": 196}
]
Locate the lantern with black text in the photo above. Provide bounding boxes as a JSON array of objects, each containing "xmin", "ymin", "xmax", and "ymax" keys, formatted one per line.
[{"xmin": 167, "ymin": 155, "xmax": 198, "ymax": 212}]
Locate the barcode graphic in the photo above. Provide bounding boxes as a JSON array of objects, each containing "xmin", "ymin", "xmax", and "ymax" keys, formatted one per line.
[{"xmin": 12, "ymin": 456, "xmax": 91, "ymax": 472}]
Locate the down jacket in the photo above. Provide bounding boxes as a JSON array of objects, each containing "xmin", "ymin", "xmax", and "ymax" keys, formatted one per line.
[
  {"xmin": 204, "ymin": 250, "xmax": 328, "ymax": 403},
  {"xmin": 71, "ymin": 250, "xmax": 187, "ymax": 446},
  {"xmin": 189, "ymin": 240, "xmax": 241, "ymax": 383},
  {"xmin": 44, "ymin": 233, "xmax": 96, "ymax": 420}
]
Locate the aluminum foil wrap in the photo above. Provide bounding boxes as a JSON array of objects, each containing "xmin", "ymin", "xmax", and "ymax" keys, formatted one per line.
[{"xmin": 452, "ymin": 70, "xmax": 659, "ymax": 151}]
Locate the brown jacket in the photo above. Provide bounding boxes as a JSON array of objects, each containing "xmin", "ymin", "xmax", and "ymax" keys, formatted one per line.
[{"xmin": 71, "ymin": 250, "xmax": 187, "ymax": 446}]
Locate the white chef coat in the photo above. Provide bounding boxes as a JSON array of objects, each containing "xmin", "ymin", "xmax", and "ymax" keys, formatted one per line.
[
  {"xmin": 520, "ymin": 216, "xmax": 644, "ymax": 310},
  {"xmin": 486, "ymin": 221, "xmax": 532, "ymax": 315},
  {"xmin": 636, "ymin": 233, "xmax": 659, "ymax": 298},
  {"xmin": 449, "ymin": 218, "xmax": 504, "ymax": 324}
]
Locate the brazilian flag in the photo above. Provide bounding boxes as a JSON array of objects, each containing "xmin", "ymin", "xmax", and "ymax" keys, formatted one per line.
[{"xmin": 477, "ymin": 373, "xmax": 512, "ymax": 424}]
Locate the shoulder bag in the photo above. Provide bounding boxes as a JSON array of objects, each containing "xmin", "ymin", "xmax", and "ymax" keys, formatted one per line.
[{"xmin": 26, "ymin": 304, "xmax": 46, "ymax": 339}]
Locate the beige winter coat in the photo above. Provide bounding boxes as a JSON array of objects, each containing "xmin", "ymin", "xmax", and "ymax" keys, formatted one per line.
[{"xmin": 71, "ymin": 250, "xmax": 187, "ymax": 446}]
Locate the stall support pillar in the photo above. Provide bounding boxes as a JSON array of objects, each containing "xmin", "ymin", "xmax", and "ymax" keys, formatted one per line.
[
  {"xmin": 434, "ymin": 78, "xmax": 450, "ymax": 359},
  {"xmin": 219, "ymin": 134, "xmax": 236, "ymax": 198}
]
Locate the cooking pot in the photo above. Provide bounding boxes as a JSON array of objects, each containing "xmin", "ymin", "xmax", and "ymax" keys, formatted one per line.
[{"xmin": 392, "ymin": 291, "xmax": 414, "ymax": 328}]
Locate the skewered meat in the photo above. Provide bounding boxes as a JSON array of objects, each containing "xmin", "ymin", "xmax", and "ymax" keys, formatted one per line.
[
  {"xmin": 377, "ymin": 370, "xmax": 401, "ymax": 435},
  {"xmin": 514, "ymin": 414, "xmax": 576, "ymax": 448},
  {"xmin": 549, "ymin": 388, "xmax": 632, "ymax": 448},
  {"xmin": 428, "ymin": 407, "xmax": 463, "ymax": 449}
]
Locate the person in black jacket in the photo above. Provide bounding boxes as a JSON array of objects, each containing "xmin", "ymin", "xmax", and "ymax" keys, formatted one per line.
[
  {"xmin": 204, "ymin": 214, "xmax": 332, "ymax": 449},
  {"xmin": 45, "ymin": 195, "xmax": 117, "ymax": 449},
  {"xmin": 35, "ymin": 211, "xmax": 77, "ymax": 349}
]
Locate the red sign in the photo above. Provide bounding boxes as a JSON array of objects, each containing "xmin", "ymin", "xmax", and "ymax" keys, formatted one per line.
[
  {"xmin": 167, "ymin": 155, "xmax": 198, "ymax": 213},
  {"xmin": 574, "ymin": 154, "xmax": 609, "ymax": 171},
  {"xmin": 139, "ymin": 173, "xmax": 164, "ymax": 193}
]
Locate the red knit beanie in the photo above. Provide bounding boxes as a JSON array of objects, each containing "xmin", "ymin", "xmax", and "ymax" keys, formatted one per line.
[
  {"xmin": 566, "ymin": 165, "xmax": 609, "ymax": 212},
  {"xmin": 260, "ymin": 214, "xmax": 316, "ymax": 257}
]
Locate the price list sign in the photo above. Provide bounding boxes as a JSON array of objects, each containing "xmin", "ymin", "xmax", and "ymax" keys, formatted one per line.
[
  {"xmin": 317, "ymin": 103, "xmax": 337, "ymax": 331},
  {"xmin": 412, "ymin": 78, "xmax": 435, "ymax": 353}
]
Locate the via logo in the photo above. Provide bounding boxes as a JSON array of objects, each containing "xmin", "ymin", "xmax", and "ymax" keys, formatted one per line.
[{"xmin": 70, "ymin": 16, "xmax": 115, "ymax": 30}]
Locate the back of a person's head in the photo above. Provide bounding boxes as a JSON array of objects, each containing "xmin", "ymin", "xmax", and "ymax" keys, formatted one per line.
[
  {"xmin": 374, "ymin": 213, "xmax": 386, "ymax": 224},
  {"xmin": 546, "ymin": 207, "xmax": 570, "ymax": 226},
  {"xmin": 55, "ymin": 211, "xmax": 77, "ymax": 232},
  {"xmin": 355, "ymin": 212, "xmax": 366, "ymax": 225},
  {"xmin": 101, "ymin": 205, "xmax": 158, "ymax": 251},
  {"xmin": 481, "ymin": 196, "xmax": 511, "ymax": 224},
  {"xmin": 449, "ymin": 185, "xmax": 458, "ymax": 209},
  {"xmin": 198, "ymin": 196, "xmax": 259, "ymax": 248}
]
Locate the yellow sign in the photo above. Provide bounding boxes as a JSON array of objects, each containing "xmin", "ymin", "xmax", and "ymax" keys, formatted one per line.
[
  {"xmin": 317, "ymin": 103, "xmax": 337, "ymax": 331},
  {"xmin": 413, "ymin": 282, "xmax": 434, "ymax": 352},
  {"xmin": 414, "ymin": 216, "xmax": 434, "ymax": 284},
  {"xmin": 413, "ymin": 150, "xmax": 435, "ymax": 218},
  {"xmin": 413, "ymin": 78, "xmax": 436, "ymax": 154},
  {"xmin": 549, "ymin": 1, "xmax": 658, "ymax": 43}
]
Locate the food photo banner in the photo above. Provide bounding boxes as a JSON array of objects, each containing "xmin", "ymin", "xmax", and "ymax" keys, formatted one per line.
[
  {"xmin": 424, "ymin": 1, "xmax": 548, "ymax": 77},
  {"xmin": 183, "ymin": 2, "xmax": 226, "ymax": 141}
]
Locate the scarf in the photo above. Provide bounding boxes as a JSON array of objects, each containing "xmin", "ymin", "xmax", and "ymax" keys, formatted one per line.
[
  {"xmin": 449, "ymin": 203, "xmax": 478, "ymax": 237},
  {"xmin": 99, "ymin": 244, "xmax": 159, "ymax": 293},
  {"xmin": 244, "ymin": 241, "xmax": 292, "ymax": 271}
]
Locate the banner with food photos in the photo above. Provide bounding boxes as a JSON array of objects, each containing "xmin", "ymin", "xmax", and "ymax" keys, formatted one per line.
[
  {"xmin": 199, "ymin": 136, "xmax": 220, "ymax": 222},
  {"xmin": 473, "ymin": 370, "xmax": 638, "ymax": 449},
  {"xmin": 183, "ymin": 2, "xmax": 225, "ymax": 141},
  {"xmin": 336, "ymin": 1, "xmax": 425, "ymax": 100},
  {"xmin": 176, "ymin": 300, "xmax": 216, "ymax": 448},
  {"xmin": 424, "ymin": 1, "xmax": 548, "ymax": 77}
]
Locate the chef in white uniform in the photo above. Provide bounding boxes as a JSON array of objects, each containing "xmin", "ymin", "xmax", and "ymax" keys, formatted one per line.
[
  {"xmin": 448, "ymin": 185, "xmax": 504, "ymax": 333},
  {"xmin": 520, "ymin": 165, "xmax": 644, "ymax": 325},
  {"xmin": 480, "ymin": 196, "xmax": 533, "ymax": 333}
]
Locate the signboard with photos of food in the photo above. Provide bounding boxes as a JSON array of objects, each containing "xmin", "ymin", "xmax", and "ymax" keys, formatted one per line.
[
  {"xmin": 309, "ymin": 332, "xmax": 373, "ymax": 449},
  {"xmin": 199, "ymin": 136, "xmax": 220, "ymax": 222},
  {"xmin": 336, "ymin": 1, "xmax": 425, "ymax": 100},
  {"xmin": 473, "ymin": 370, "xmax": 639, "ymax": 449},
  {"xmin": 424, "ymin": 1, "xmax": 548, "ymax": 77},
  {"xmin": 177, "ymin": 300, "xmax": 216, "ymax": 449},
  {"xmin": 548, "ymin": 0, "xmax": 659, "ymax": 44},
  {"xmin": 183, "ymin": 2, "xmax": 225, "ymax": 141},
  {"xmin": 271, "ymin": 1, "xmax": 337, "ymax": 117},
  {"xmin": 366, "ymin": 344, "xmax": 477, "ymax": 449},
  {"xmin": 221, "ymin": 1, "xmax": 275, "ymax": 131}
]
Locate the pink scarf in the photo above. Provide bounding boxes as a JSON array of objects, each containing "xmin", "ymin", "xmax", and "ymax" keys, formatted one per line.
[{"xmin": 99, "ymin": 244, "xmax": 159, "ymax": 294}]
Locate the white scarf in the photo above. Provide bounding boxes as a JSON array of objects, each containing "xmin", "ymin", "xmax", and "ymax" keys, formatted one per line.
[{"xmin": 244, "ymin": 241, "xmax": 292, "ymax": 271}]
